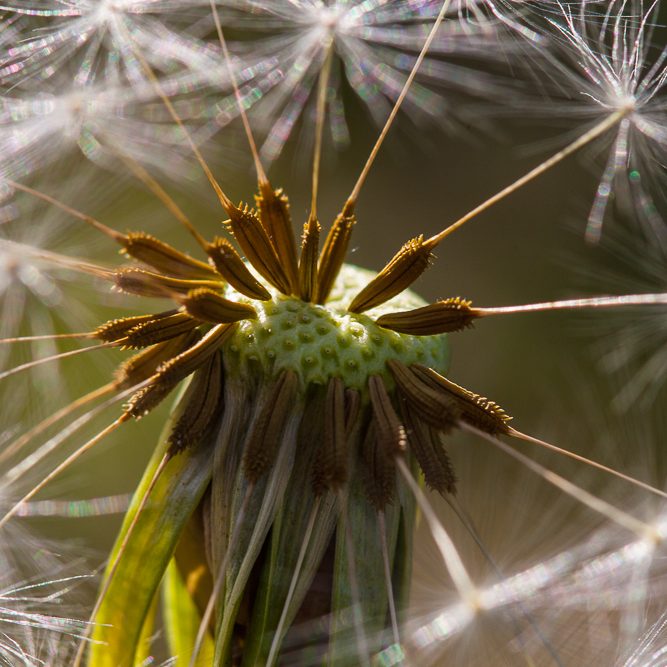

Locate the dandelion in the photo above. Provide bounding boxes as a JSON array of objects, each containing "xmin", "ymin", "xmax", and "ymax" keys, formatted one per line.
[
  {"xmin": 208, "ymin": 0, "xmax": 515, "ymax": 164},
  {"xmin": 517, "ymin": 0, "xmax": 667, "ymax": 241},
  {"xmin": 2, "ymin": 2, "xmax": 667, "ymax": 666}
]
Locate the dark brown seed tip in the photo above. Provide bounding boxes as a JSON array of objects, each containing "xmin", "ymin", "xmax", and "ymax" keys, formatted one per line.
[
  {"xmin": 182, "ymin": 288, "xmax": 257, "ymax": 324},
  {"xmin": 364, "ymin": 375, "xmax": 407, "ymax": 508},
  {"xmin": 411, "ymin": 364, "xmax": 512, "ymax": 435},
  {"xmin": 401, "ymin": 402, "xmax": 457, "ymax": 496},
  {"xmin": 122, "ymin": 232, "xmax": 216, "ymax": 279},
  {"xmin": 298, "ymin": 216, "xmax": 321, "ymax": 302},
  {"xmin": 168, "ymin": 354, "xmax": 224, "ymax": 456},
  {"xmin": 348, "ymin": 236, "xmax": 434, "ymax": 314},
  {"xmin": 255, "ymin": 183, "xmax": 299, "ymax": 292},
  {"xmin": 224, "ymin": 203, "xmax": 291, "ymax": 294},
  {"xmin": 377, "ymin": 297, "xmax": 478, "ymax": 335},
  {"xmin": 315, "ymin": 211, "xmax": 356, "ymax": 304},
  {"xmin": 387, "ymin": 359, "xmax": 459, "ymax": 432},
  {"xmin": 206, "ymin": 237, "xmax": 272, "ymax": 301}
]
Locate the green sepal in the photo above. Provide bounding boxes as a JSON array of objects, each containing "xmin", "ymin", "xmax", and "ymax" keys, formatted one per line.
[
  {"xmin": 163, "ymin": 559, "xmax": 214, "ymax": 666},
  {"xmin": 328, "ymin": 446, "xmax": 402, "ymax": 666},
  {"xmin": 241, "ymin": 392, "xmax": 339, "ymax": 666},
  {"xmin": 209, "ymin": 381, "xmax": 302, "ymax": 665},
  {"xmin": 87, "ymin": 391, "xmax": 216, "ymax": 667}
]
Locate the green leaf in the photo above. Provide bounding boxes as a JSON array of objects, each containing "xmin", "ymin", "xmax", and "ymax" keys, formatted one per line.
[{"xmin": 87, "ymin": 388, "xmax": 216, "ymax": 667}]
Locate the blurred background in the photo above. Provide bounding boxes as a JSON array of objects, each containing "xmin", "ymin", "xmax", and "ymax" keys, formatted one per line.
[{"xmin": 2, "ymin": 3, "xmax": 667, "ymax": 664}]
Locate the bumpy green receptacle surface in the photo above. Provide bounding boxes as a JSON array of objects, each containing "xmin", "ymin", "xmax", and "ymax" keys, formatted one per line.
[{"xmin": 224, "ymin": 264, "xmax": 449, "ymax": 389}]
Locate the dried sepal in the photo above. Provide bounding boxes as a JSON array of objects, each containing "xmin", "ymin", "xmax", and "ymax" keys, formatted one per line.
[
  {"xmin": 121, "ymin": 232, "xmax": 216, "ymax": 278},
  {"xmin": 181, "ymin": 288, "xmax": 257, "ymax": 323},
  {"xmin": 124, "ymin": 312, "xmax": 200, "ymax": 349},
  {"xmin": 224, "ymin": 203, "xmax": 291, "ymax": 294},
  {"xmin": 114, "ymin": 331, "xmax": 200, "ymax": 388},
  {"xmin": 298, "ymin": 216, "xmax": 321, "ymax": 302},
  {"xmin": 95, "ymin": 310, "xmax": 178, "ymax": 342},
  {"xmin": 206, "ymin": 237, "xmax": 271, "ymax": 301},
  {"xmin": 376, "ymin": 297, "xmax": 478, "ymax": 335},
  {"xmin": 242, "ymin": 370, "xmax": 298, "ymax": 483},
  {"xmin": 315, "ymin": 211, "xmax": 355, "ymax": 304},
  {"xmin": 114, "ymin": 268, "xmax": 222, "ymax": 299},
  {"xmin": 168, "ymin": 353, "xmax": 224, "ymax": 456},
  {"xmin": 344, "ymin": 388, "xmax": 361, "ymax": 437},
  {"xmin": 255, "ymin": 183, "xmax": 299, "ymax": 293},
  {"xmin": 313, "ymin": 377, "xmax": 347, "ymax": 496},
  {"xmin": 387, "ymin": 359, "xmax": 459, "ymax": 431},
  {"xmin": 401, "ymin": 400, "xmax": 456, "ymax": 495},
  {"xmin": 365, "ymin": 375, "xmax": 406, "ymax": 508},
  {"xmin": 411, "ymin": 363, "xmax": 512, "ymax": 435},
  {"xmin": 348, "ymin": 236, "xmax": 434, "ymax": 313}
]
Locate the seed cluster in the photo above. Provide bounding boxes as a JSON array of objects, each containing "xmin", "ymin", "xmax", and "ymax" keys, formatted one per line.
[
  {"xmin": 87, "ymin": 177, "xmax": 510, "ymax": 506},
  {"xmin": 224, "ymin": 265, "xmax": 450, "ymax": 390}
]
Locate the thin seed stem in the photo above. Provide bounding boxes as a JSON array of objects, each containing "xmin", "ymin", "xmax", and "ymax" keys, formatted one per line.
[
  {"xmin": 446, "ymin": 496, "xmax": 563, "ymax": 667},
  {"xmin": 395, "ymin": 458, "xmax": 478, "ymax": 607},
  {"xmin": 0, "ymin": 416, "xmax": 129, "ymax": 530},
  {"xmin": 428, "ymin": 109, "xmax": 630, "ymax": 246},
  {"xmin": 189, "ymin": 484, "xmax": 254, "ymax": 667},
  {"xmin": 463, "ymin": 423, "xmax": 657, "ymax": 540},
  {"xmin": 209, "ymin": 0, "xmax": 267, "ymax": 185},
  {"xmin": 0, "ymin": 382, "xmax": 115, "ymax": 467},
  {"xmin": 111, "ymin": 149, "xmax": 210, "ymax": 251},
  {"xmin": 0, "ymin": 341, "xmax": 119, "ymax": 382},
  {"xmin": 2, "ymin": 179, "xmax": 124, "ymax": 242},
  {"xmin": 377, "ymin": 511, "xmax": 401, "ymax": 656},
  {"xmin": 72, "ymin": 454, "xmax": 170, "ymax": 667},
  {"xmin": 510, "ymin": 428, "xmax": 667, "ymax": 500},
  {"xmin": 1, "ymin": 241, "xmax": 115, "ymax": 280},
  {"xmin": 311, "ymin": 44, "xmax": 335, "ymax": 220},
  {"xmin": 0, "ymin": 332, "xmax": 95, "ymax": 344},
  {"xmin": 346, "ymin": 0, "xmax": 453, "ymax": 211},
  {"xmin": 475, "ymin": 293, "xmax": 667, "ymax": 317},
  {"xmin": 119, "ymin": 19, "xmax": 233, "ymax": 211},
  {"xmin": 266, "ymin": 498, "xmax": 321, "ymax": 667},
  {"xmin": 2, "ymin": 380, "xmax": 148, "ymax": 487}
]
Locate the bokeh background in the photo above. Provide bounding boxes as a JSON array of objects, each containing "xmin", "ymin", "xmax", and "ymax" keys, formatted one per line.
[{"xmin": 3, "ymin": 5, "xmax": 667, "ymax": 664}]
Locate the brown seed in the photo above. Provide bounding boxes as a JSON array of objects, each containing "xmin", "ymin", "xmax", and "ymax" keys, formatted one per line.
[
  {"xmin": 206, "ymin": 237, "xmax": 271, "ymax": 301},
  {"xmin": 95, "ymin": 310, "xmax": 178, "ymax": 342},
  {"xmin": 298, "ymin": 216, "xmax": 321, "ymax": 302},
  {"xmin": 387, "ymin": 359, "xmax": 459, "ymax": 431},
  {"xmin": 411, "ymin": 364, "xmax": 512, "ymax": 435},
  {"xmin": 121, "ymin": 232, "xmax": 216, "ymax": 278},
  {"xmin": 348, "ymin": 236, "xmax": 434, "ymax": 314},
  {"xmin": 315, "ymin": 211, "xmax": 355, "ymax": 304},
  {"xmin": 224, "ymin": 203, "xmax": 291, "ymax": 294},
  {"xmin": 114, "ymin": 268, "xmax": 223, "ymax": 299},
  {"xmin": 124, "ymin": 312, "xmax": 200, "ymax": 349},
  {"xmin": 255, "ymin": 183, "xmax": 299, "ymax": 292},
  {"xmin": 156, "ymin": 323, "xmax": 237, "ymax": 387},
  {"xmin": 168, "ymin": 353, "xmax": 224, "ymax": 455},
  {"xmin": 365, "ymin": 375, "xmax": 407, "ymax": 508},
  {"xmin": 124, "ymin": 378, "xmax": 180, "ymax": 419},
  {"xmin": 114, "ymin": 331, "xmax": 200, "ymax": 388},
  {"xmin": 182, "ymin": 288, "xmax": 257, "ymax": 323},
  {"xmin": 242, "ymin": 370, "xmax": 298, "ymax": 483},
  {"xmin": 401, "ymin": 401, "xmax": 457, "ymax": 495},
  {"xmin": 376, "ymin": 297, "xmax": 478, "ymax": 335}
]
